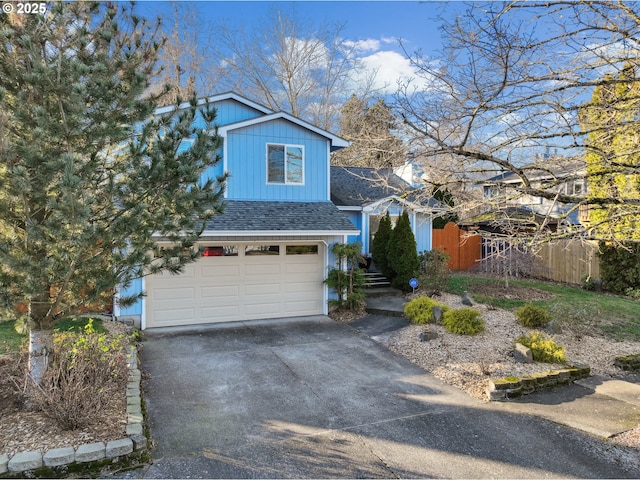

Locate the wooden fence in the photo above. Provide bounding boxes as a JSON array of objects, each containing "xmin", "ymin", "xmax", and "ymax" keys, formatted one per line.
[
  {"xmin": 432, "ymin": 222, "xmax": 482, "ymax": 270},
  {"xmin": 480, "ymin": 238, "xmax": 600, "ymax": 285},
  {"xmin": 537, "ymin": 239, "xmax": 600, "ymax": 285}
]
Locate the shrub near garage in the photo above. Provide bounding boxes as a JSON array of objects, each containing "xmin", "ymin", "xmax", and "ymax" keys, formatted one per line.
[
  {"xmin": 442, "ymin": 308, "xmax": 485, "ymax": 335},
  {"xmin": 404, "ymin": 296, "xmax": 450, "ymax": 324}
]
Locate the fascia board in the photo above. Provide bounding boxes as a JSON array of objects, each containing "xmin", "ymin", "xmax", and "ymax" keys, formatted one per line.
[
  {"xmin": 218, "ymin": 112, "xmax": 349, "ymax": 148},
  {"xmin": 154, "ymin": 92, "xmax": 273, "ymax": 117}
]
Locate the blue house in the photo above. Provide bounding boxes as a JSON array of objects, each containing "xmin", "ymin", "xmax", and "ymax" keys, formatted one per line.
[{"xmin": 116, "ymin": 93, "xmax": 438, "ymax": 329}]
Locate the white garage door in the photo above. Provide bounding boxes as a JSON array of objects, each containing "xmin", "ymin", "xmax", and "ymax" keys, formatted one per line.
[{"xmin": 145, "ymin": 243, "xmax": 324, "ymax": 328}]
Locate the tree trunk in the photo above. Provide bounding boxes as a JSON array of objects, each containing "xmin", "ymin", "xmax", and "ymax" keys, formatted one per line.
[{"xmin": 28, "ymin": 328, "xmax": 52, "ymax": 385}]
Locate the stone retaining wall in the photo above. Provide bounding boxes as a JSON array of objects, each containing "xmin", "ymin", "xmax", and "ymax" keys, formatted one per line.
[
  {"xmin": 487, "ymin": 365, "xmax": 591, "ymax": 401},
  {"xmin": 0, "ymin": 345, "xmax": 147, "ymax": 476}
]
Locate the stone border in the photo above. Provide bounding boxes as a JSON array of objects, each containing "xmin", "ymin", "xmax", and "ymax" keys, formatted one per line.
[
  {"xmin": 487, "ymin": 364, "xmax": 591, "ymax": 401},
  {"xmin": 614, "ymin": 353, "xmax": 640, "ymax": 371},
  {"xmin": 0, "ymin": 345, "xmax": 147, "ymax": 476}
]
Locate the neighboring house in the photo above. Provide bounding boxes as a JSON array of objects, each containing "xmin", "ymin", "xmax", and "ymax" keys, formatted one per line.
[
  {"xmin": 330, "ymin": 166, "xmax": 444, "ymax": 254},
  {"xmin": 470, "ymin": 159, "xmax": 588, "ymax": 233},
  {"xmin": 116, "ymin": 92, "xmax": 359, "ymax": 329}
]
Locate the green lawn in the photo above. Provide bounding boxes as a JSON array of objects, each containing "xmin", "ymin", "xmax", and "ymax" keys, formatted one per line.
[
  {"xmin": 0, "ymin": 320, "xmax": 27, "ymax": 355},
  {"xmin": 447, "ymin": 273, "xmax": 640, "ymax": 341},
  {"xmin": 0, "ymin": 316, "xmax": 107, "ymax": 355}
]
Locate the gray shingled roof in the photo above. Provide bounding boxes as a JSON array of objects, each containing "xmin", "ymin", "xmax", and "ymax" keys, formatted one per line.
[
  {"xmin": 203, "ymin": 200, "xmax": 358, "ymax": 232},
  {"xmin": 330, "ymin": 166, "xmax": 444, "ymax": 210},
  {"xmin": 330, "ymin": 167, "xmax": 412, "ymax": 206}
]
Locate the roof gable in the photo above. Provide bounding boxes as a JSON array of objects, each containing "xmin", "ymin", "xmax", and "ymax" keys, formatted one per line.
[{"xmin": 218, "ymin": 112, "xmax": 348, "ymax": 150}]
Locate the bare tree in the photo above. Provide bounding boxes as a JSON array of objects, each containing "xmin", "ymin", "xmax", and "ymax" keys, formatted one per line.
[
  {"xmin": 209, "ymin": 8, "xmax": 374, "ymax": 131},
  {"xmin": 152, "ymin": 2, "xmax": 223, "ymax": 104},
  {"xmin": 395, "ymin": 1, "xmax": 640, "ymax": 243}
]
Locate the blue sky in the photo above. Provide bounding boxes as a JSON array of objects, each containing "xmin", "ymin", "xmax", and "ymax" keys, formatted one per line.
[{"xmin": 137, "ymin": 1, "xmax": 463, "ymax": 94}]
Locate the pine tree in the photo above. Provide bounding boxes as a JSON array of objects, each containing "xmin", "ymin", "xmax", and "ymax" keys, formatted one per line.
[
  {"xmin": 371, "ymin": 212, "xmax": 393, "ymax": 278},
  {"xmin": 389, "ymin": 211, "xmax": 420, "ymax": 292},
  {"xmin": 0, "ymin": 3, "xmax": 226, "ymax": 379},
  {"xmin": 332, "ymin": 95, "xmax": 405, "ymax": 167}
]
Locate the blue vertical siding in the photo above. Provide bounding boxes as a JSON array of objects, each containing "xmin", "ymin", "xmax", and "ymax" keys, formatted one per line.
[
  {"xmin": 118, "ymin": 278, "xmax": 143, "ymax": 316},
  {"xmin": 225, "ymin": 119, "xmax": 329, "ymax": 202}
]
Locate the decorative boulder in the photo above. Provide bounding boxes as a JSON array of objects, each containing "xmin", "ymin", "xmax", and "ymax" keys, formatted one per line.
[
  {"xmin": 433, "ymin": 306, "xmax": 443, "ymax": 324},
  {"xmin": 461, "ymin": 291, "xmax": 473, "ymax": 306},
  {"xmin": 513, "ymin": 342, "xmax": 534, "ymax": 364}
]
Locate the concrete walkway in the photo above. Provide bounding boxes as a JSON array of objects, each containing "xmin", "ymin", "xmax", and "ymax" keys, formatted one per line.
[{"xmin": 123, "ymin": 316, "xmax": 640, "ymax": 479}]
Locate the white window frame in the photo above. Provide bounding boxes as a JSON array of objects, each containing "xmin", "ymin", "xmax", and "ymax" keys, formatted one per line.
[{"xmin": 266, "ymin": 143, "xmax": 305, "ymax": 185}]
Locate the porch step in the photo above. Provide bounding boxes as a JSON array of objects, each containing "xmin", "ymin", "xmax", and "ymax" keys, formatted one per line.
[{"xmin": 364, "ymin": 271, "xmax": 391, "ymax": 288}]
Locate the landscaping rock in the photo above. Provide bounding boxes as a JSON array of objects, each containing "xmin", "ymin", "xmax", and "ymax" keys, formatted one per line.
[
  {"xmin": 433, "ymin": 306, "xmax": 443, "ymax": 324},
  {"xmin": 513, "ymin": 343, "xmax": 534, "ymax": 363},
  {"xmin": 8, "ymin": 450, "xmax": 42, "ymax": 472},
  {"xmin": 0, "ymin": 454, "xmax": 8, "ymax": 474},
  {"xmin": 419, "ymin": 330, "xmax": 438, "ymax": 342},
  {"xmin": 43, "ymin": 447, "xmax": 75, "ymax": 467},
  {"xmin": 546, "ymin": 320, "xmax": 562, "ymax": 334},
  {"xmin": 461, "ymin": 291, "xmax": 473, "ymax": 306}
]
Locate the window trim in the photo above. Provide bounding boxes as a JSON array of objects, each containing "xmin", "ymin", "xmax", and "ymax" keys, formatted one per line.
[{"xmin": 266, "ymin": 143, "xmax": 305, "ymax": 186}]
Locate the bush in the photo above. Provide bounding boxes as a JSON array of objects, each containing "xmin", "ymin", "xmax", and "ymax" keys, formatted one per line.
[
  {"xmin": 419, "ymin": 248, "xmax": 451, "ymax": 295},
  {"xmin": 598, "ymin": 241, "xmax": 640, "ymax": 294},
  {"xmin": 516, "ymin": 303, "xmax": 551, "ymax": 328},
  {"xmin": 33, "ymin": 321, "xmax": 129, "ymax": 430},
  {"xmin": 404, "ymin": 296, "xmax": 450, "ymax": 324},
  {"xmin": 516, "ymin": 331, "xmax": 566, "ymax": 364},
  {"xmin": 325, "ymin": 242, "xmax": 366, "ymax": 310},
  {"xmin": 389, "ymin": 211, "xmax": 420, "ymax": 292},
  {"xmin": 442, "ymin": 308, "xmax": 485, "ymax": 335},
  {"xmin": 371, "ymin": 212, "xmax": 393, "ymax": 278}
]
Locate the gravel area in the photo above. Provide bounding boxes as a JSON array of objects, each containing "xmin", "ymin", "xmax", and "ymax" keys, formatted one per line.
[{"xmin": 383, "ymin": 292, "xmax": 640, "ymax": 449}]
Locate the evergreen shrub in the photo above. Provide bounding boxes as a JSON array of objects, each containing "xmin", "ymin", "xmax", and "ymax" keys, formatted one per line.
[
  {"xmin": 389, "ymin": 211, "xmax": 420, "ymax": 292},
  {"xmin": 403, "ymin": 296, "xmax": 449, "ymax": 324},
  {"xmin": 442, "ymin": 308, "xmax": 485, "ymax": 335},
  {"xmin": 598, "ymin": 241, "xmax": 640, "ymax": 294},
  {"xmin": 515, "ymin": 303, "xmax": 551, "ymax": 328},
  {"xmin": 516, "ymin": 331, "xmax": 566, "ymax": 364}
]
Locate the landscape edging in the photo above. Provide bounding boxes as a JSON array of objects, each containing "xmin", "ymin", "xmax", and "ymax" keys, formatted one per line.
[{"xmin": 487, "ymin": 364, "xmax": 591, "ymax": 401}]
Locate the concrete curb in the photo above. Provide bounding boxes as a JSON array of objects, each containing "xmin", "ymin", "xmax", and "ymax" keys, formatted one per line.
[{"xmin": 0, "ymin": 345, "xmax": 147, "ymax": 476}]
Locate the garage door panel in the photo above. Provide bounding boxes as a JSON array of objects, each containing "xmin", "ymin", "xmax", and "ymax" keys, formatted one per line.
[
  {"xmin": 146, "ymin": 243, "xmax": 324, "ymax": 328},
  {"xmin": 286, "ymin": 262, "xmax": 321, "ymax": 275},
  {"xmin": 150, "ymin": 287, "xmax": 195, "ymax": 301},
  {"xmin": 245, "ymin": 283, "xmax": 280, "ymax": 295},
  {"xmin": 200, "ymin": 265, "xmax": 240, "ymax": 277},
  {"xmin": 201, "ymin": 305, "xmax": 239, "ymax": 320},
  {"xmin": 154, "ymin": 308, "xmax": 196, "ymax": 324},
  {"xmin": 244, "ymin": 302, "xmax": 281, "ymax": 316},
  {"xmin": 247, "ymin": 263, "xmax": 281, "ymax": 275},
  {"xmin": 201, "ymin": 285, "xmax": 239, "ymax": 298},
  {"xmin": 286, "ymin": 281, "xmax": 318, "ymax": 294}
]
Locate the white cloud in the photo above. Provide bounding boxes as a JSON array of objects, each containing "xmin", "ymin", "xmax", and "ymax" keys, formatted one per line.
[
  {"xmin": 360, "ymin": 50, "xmax": 419, "ymax": 93},
  {"xmin": 343, "ymin": 38, "xmax": 381, "ymax": 53}
]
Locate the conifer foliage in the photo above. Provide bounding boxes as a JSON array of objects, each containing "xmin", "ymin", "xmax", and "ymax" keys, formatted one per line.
[
  {"xmin": 0, "ymin": 3, "xmax": 226, "ymax": 331},
  {"xmin": 389, "ymin": 211, "xmax": 420, "ymax": 292},
  {"xmin": 371, "ymin": 211, "xmax": 393, "ymax": 278}
]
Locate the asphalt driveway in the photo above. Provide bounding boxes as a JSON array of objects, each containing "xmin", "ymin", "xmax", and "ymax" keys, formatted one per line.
[{"xmin": 138, "ymin": 316, "xmax": 639, "ymax": 478}]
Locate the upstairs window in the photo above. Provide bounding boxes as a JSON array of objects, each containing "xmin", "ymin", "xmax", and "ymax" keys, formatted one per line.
[{"xmin": 267, "ymin": 144, "xmax": 304, "ymax": 184}]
